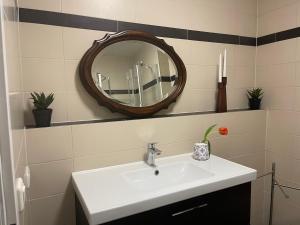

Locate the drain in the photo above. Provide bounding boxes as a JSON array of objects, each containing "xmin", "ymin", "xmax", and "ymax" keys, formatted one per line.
[{"xmin": 154, "ymin": 170, "xmax": 159, "ymax": 176}]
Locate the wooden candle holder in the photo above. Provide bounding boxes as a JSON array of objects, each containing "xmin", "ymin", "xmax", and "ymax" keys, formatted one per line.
[{"xmin": 216, "ymin": 77, "xmax": 227, "ymax": 113}]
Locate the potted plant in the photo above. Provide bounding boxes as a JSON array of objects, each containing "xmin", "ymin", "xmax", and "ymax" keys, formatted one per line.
[
  {"xmin": 30, "ymin": 92, "xmax": 54, "ymax": 127},
  {"xmin": 193, "ymin": 124, "xmax": 228, "ymax": 161},
  {"xmin": 247, "ymin": 88, "xmax": 263, "ymax": 110}
]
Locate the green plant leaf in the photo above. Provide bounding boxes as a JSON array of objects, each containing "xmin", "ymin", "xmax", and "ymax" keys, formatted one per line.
[
  {"xmin": 203, "ymin": 124, "xmax": 217, "ymax": 142},
  {"xmin": 30, "ymin": 92, "xmax": 55, "ymax": 110},
  {"xmin": 208, "ymin": 140, "xmax": 211, "ymax": 155},
  {"xmin": 247, "ymin": 88, "xmax": 264, "ymax": 100}
]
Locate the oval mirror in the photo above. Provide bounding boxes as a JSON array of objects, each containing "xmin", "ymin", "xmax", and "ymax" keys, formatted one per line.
[{"xmin": 79, "ymin": 30, "xmax": 186, "ymax": 117}]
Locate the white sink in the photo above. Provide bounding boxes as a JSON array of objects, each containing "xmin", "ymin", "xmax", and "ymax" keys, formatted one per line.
[
  {"xmin": 72, "ymin": 154, "xmax": 257, "ymax": 225},
  {"xmin": 122, "ymin": 161, "xmax": 214, "ymax": 191}
]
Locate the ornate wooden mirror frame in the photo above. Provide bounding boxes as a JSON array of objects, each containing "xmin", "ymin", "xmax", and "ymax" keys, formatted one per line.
[{"xmin": 79, "ymin": 30, "xmax": 187, "ymax": 117}]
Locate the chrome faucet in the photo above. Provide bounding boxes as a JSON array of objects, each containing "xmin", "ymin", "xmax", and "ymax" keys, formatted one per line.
[{"xmin": 145, "ymin": 143, "xmax": 162, "ymax": 167}]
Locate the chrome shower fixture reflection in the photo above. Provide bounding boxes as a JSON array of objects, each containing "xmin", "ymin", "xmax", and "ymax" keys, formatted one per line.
[{"xmin": 96, "ymin": 73, "xmax": 112, "ymax": 96}]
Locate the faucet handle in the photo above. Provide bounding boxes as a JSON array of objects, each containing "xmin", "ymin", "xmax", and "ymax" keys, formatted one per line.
[{"xmin": 148, "ymin": 142, "xmax": 157, "ymax": 149}]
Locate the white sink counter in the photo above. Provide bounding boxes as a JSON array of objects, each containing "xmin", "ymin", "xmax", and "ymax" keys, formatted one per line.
[{"xmin": 72, "ymin": 154, "xmax": 257, "ymax": 225}]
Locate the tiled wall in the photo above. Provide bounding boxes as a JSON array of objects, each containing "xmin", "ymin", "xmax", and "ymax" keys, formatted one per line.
[
  {"xmin": 3, "ymin": 0, "xmax": 29, "ymax": 224},
  {"xmin": 257, "ymin": 0, "xmax": 300, "ymax": 224},
  {"xmin": 25, "ymin": 110, "xmax": 266, "ymax": 225},
  {"xmin": 18, "ymin": 0, "xmax": 257, "ymax": 125},
  {"xmin": 11, "ymin": 1, "xmax": 268, "ymax": 225}
]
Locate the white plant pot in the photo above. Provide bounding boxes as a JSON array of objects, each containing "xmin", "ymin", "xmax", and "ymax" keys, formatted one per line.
[{"xmin": 193, "ymin": 142, "xmax": 210, "ymax": 161}]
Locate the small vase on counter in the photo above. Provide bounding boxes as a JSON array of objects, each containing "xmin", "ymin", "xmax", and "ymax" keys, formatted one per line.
[
  {"xmin": 193, "ymin": 142, "xmax": 210, "ymax": 161},
  {"xmin": 192, "ymin": 125, "xmax": 228, "ymax": 161}
]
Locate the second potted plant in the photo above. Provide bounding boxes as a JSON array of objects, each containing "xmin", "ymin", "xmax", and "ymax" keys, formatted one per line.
[
  {"xmin": 30, "ymin": 92, "xmax": 54, "ymax": 127},
  {"xmin": 247, "ymin": 88, "xmax": 263, "ymax": 110}
]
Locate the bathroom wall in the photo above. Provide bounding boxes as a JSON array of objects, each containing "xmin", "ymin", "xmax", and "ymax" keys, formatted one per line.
[
  {"xmin": 18, "ymin": 0, "xmax": 257, "ymax": 125},
  {"xmin": 25, "ymin": 110, "xmax": 266, "ymax": 225},
  {"xmin": 3, "ymin": 0, "xmax": 29, "ymax": 224},
  {"xmin": 257, "ymin": 0, "xmax": 300, "ymax": 224},
  {"xmin": 13, "ymin": 1, "xmax": 268, "ymax": 225}
]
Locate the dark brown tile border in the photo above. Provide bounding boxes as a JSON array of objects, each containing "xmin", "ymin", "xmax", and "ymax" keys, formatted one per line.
[
  {"xmin": 239, "ymin": 36, "xmax": 256, "ymax": 46},
  {"xmin": 118, "ymin": 21, "xmax": 188, "ymax": 40},
  {"xmin": 276, "ymin": 27, "xmax": 300, "ymax": 42},
  {"xmin": 19, "ymin": 8, "xmax": 256, "ymax": 46},
  {"xmin": 188, "ymin": 30, "xmax": 239, "ymax": 44},
  {"xmin": 257, "ymin": 27, "xmax": 300, "ymax": 46},
  {"xmin": 19, "ymin": 8, "xmax": 117, "ymax": 32},
  {"xmin": 257, "ymin": 33, "xmax": 276, "ymax": 46}
]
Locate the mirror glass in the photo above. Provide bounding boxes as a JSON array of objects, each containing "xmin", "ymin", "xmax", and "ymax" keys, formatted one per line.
[{"xmin": 91, "ymin": 40, "xmax": 178, "ymax": 107}]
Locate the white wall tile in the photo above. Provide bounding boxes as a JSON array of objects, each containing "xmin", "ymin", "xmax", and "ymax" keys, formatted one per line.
[
  {"xmin": 64, "ymin": 59, "xmax": 83, "ymax": 92},
  {"xmin": 187, "ymin": 2, "xmax": 237, "ymax": 35},
  {"xmin": 20, "ymin": 23, "xmax": 63, "ymax": 58},
  {"xmin": 192, "ymin": 89, "xmax": 216, "ymax": 112},
  {"xmin": 5, "ymin": 19, "xmax": 22, "ymax": 92},
  {"xmin": 30, "ymin": 192, "xmax": 75, "ymax": 225},
  {"xmin": 73, "ymin": 148, "xmax": 143, "ymax": 171},
  {"xmin": 135, "ymin": 0, "xmax": 190, "ymax": 29},
  {"xmin": 15, "ymin": 142, "xmax": 27, "ymax": 178},
  {"xmin": 66, "ymin": 90, "xmax": 124, "ymax": 121},
  {"xmin": 61, "ymin": 0, "xmax": 101, "ymax": 18},
  {"xmin": 235, "ymin": 10, "xmax": 257, "ymax": 37},
  {"xmin": 262, "ymin": 87, "xmax": 295, "ymax": 110},
  {"xmin": 22, "ymin": 58, "xmax": 66, "ymax": 92},
  {"xmin": 26, "ymin": 126, "xmax": 73, "ymax": 164},
  {"xmin": 259, "ymin": 0, "xmax": 298, "ymax": 16},
  {"xmin": 19, "ymin": 0, "xmax": 62, "ymax": 12},
  {"xmin": 230, "ymin": 66, "xmax": 255, "ymax": 88},
  {"xmin": 235, "ymin": 46, "xmax": 256, "ymax": 67},
  {"xmin": 258, "ymin": 3, "xmax": 297, "ymax": 36},
  {"xmin": 256, "ymin": 63, "xmax": 296, "ymax": 87},
  {"xmin": 186, "ymin": 65, "xmax": 218, "ymax": 89},
  {"xmin": 230, "ymin": 151, "xmax": 265, "ymax": 176},
  {"xmin": 227, "ymin": 88, "xmax": 249, "ymax": 110},
  {"xmin": 62, "ymin": 27, "xmax": 107, "ymax": 60},
  {"xmin": 29, "ymin": 159, "xmax": 73, "ymax": 199},
  {"xmin": 9, "ymin": 93, "xmax": 25, "ymax": 165},
  {"xmin": 257, "ymin": 39, "xmax": 297, "ymax": 66}
]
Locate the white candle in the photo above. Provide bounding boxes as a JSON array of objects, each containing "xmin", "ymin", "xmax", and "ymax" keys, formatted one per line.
[
  {"xmin": 218, "ymin": 53, "xmax": 222, "ymax": 83},
  {"xmin": 223, "ymin": 48, "xmax": 227, "ymax": 77}
]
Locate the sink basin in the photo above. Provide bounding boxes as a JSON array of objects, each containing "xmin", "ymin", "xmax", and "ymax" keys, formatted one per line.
[
  {"xmin": 122, "ymin": 161, "xmax": 214, "ymax": 191},
  {"xmin": 72, "ymin": 154, "xmax": 257, "ymax": 225}
]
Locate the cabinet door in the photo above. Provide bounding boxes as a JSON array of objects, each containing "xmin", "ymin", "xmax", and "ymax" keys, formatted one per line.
[{"xmin": 207, "ymin": 183, "xmax": 251, "ymax": 225}]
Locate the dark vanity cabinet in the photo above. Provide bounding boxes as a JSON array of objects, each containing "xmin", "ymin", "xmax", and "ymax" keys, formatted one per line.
[{"xmin": 76, "ymin": 182, "xmax": 251, "ymax": 225}]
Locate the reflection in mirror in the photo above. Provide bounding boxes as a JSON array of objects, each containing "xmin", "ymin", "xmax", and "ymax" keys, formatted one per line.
[{"xmin": 91, "ymin": 41, "xmax": 178, "ymax": 107}]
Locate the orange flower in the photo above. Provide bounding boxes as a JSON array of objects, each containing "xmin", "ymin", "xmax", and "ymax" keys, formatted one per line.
[{"xmin": 219, "ymin": 127, "xmax": 228, "ymax": 135}]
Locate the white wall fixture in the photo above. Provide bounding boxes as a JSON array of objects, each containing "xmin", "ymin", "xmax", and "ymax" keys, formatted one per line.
[
  {"xmin": 23, "ymin": 166, "xmax": 30, "ymax": 188},
  {"xmin": 15, "ymin": 178, "xmax": 25, "ymax": 212}
]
